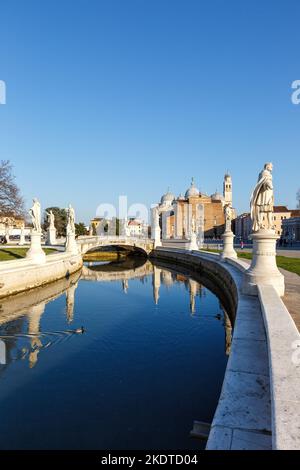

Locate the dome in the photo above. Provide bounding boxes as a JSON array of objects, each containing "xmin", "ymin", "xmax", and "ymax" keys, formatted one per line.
[
  {"xmin": 211, "ymin": 191, "xmax": 224, "ymax": 201},
  {"xmin": 161, "ymin": 189, "xmax": 175, "ymax": 205},
  {"xmin": 185, "ymin": 178, "xmax": 200, "ymax": 199}
]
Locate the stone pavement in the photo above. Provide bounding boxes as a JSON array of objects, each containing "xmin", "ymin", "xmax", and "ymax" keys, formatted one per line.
[{"xmin": 241, "ymin": 257, "xmax": 300, "ymax": 331}]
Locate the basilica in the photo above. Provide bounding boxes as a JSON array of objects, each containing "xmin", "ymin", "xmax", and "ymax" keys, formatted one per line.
[{"xmin": 151, "ymin": 174, "xmax": 235, "ymax": 240}]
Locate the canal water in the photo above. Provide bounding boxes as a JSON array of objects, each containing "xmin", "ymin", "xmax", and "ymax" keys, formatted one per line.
[{"xmin": 0, "ymin": 258, "xmax": 230, "ymax": 450}]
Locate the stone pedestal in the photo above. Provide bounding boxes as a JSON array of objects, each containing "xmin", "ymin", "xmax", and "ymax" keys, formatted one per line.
[
  {"xmin": 65, "ymin": 231, "xmax": 78, "ymax": 255},
  {"xmin": 243, "ymin": 229, "xmax": 284, "ymax": 296},
  {"xmin": 154, "ymin": 226, "xmax": 161, "ymax": 248},
  {"xmin": 26, "ymin": 232, "xmax": 46, "ymax": 264},
  {"xmin": 220, "ymin": 231, "xmax": 237, "ymax": 261},
  {"xmin": 189, "ymin": 232, "xmax": 198, "ymax": 251},
  {"xmin": 19, "ymin": 229, "xmax": 25, "ymax": 246},
  {"xmin": 47, "ymin": 227, "xmax": 57, "ymax": 245}
]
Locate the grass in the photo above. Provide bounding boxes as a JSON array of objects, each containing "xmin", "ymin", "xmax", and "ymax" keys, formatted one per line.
[
  {"xmin": 0, "ymin": 247, "xmax": 57, "ymax": 261},
  {"xmin": 201, "ymin": 248, "xmax": 300, "ymax": 276}
]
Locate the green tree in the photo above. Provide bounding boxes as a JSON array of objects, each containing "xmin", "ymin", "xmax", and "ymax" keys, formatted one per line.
[
  {"xmin": 75, "ymin": 222, "xmax": 88, "ymax": 236},
  {"xmin": 43, "ymin": 207, "xmax": 67, "ymax": 237}
]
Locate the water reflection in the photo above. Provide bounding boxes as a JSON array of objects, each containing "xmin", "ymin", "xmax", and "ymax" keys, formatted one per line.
[
  {"xmin": 0, "ymin": 258, "xmax": 232, "ymax": 371},
  {"xmin": 0, "ymin": 257, "xmax": 232, "ymax": 450},
  {"xmin": 0, "ymin": 272, "xmax": 81, "ymax": 369}
]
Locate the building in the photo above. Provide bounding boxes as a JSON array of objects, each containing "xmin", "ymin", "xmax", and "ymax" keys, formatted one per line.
[
  {"xmin": 282, "ymin": 215, "xmax": 300, "ymax": 244},
  {"xmin": 234, "ymin": 206, "xmax": 300, "ymax": 240},
  {"xmin": 234, "ymin": 212, "xmax": 252, "ymax": 241},
  {"xmin": 125, "ymin": 219, "xmax": 148, "ymax": 238},
  {"xmin": 151, "ymin": 174, "xmax": 235, "ymax": 240},
  {"xmin": 0, "ymin": 214, "xmax": 25, "ymax": 237},
  {"xmin": 90, "ymin": 216, "xmax": 149, "ymax": 238}
]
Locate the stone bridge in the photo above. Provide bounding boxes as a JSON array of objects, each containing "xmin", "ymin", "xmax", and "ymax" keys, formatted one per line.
[{"xmin": 76, "ymin": 235, "xmax": 155, "ymax": 256}]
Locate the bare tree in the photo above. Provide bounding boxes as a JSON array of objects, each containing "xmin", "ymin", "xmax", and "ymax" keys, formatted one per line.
[
  {"xmin": 0, "ymin": 160, "xmax": 25, "ymax": 216},
  {"xmin": 297, "ymin": 189, "xmax": 300, "ymax": 209}
]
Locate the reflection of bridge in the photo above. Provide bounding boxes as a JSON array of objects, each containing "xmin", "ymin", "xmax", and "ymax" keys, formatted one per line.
[
  {"xmin": 77, "ymin": 236, "xmax": 154, "ymax": 255},
  {"xmin": 81, "ymin": 261, "xmax": 154, "ymax": 282}
]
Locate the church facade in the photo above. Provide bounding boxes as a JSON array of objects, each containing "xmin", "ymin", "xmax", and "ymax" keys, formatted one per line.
[{"xmin": 151, "ymin": 174, "xmax": 234, "ymax": 240}]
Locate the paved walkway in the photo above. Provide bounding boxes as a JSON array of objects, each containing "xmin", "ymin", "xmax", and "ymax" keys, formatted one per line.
[{"xmin": 241, "ymin": 257, "xmax": 300, "ymax": 331}]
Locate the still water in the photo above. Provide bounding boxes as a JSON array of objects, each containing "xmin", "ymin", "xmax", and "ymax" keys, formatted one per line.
[{"xmin": 0, "ymin": 258, "xmax": 230, "ymax": 450}]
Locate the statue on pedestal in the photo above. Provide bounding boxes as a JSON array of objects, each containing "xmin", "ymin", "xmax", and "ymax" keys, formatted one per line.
[
  {"xmin": 243, "ymin": 163, "xmax": 284, "ymax": 296},
  {"xmin": 250, "ymin": 162, "xmax": 274, "ymax": 232},
  {"xmin": 29, "ymin": 198, "xmax": 41, "ymax": 233}
]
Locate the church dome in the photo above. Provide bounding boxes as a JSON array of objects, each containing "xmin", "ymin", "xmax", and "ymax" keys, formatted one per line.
[
  {"xmin": 185, "ymin": 178, "xmax": 199, "ymax": 199},
  {"xmin": 211, "ymin": 191, "xmax": 224, "ymax": 201},
  {"xmin": 161, "ymin": 190, "xmax": 175, "ymax": 205}
]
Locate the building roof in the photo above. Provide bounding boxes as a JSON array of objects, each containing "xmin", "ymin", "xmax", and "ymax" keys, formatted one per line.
[
  {"xmin": 274, "ymin": 206, "xmax": 290, "ymax": 213},
  {"xmin": 128, "ymin": 220, "xmax": 142, "ymax": 226},
  {"xmin": 291, "ymin": 210, "xmax": 300, "ymax": 217},
  {"xmin": 160, "ymin": 190, "xmax": 175, "ymax": 205}
]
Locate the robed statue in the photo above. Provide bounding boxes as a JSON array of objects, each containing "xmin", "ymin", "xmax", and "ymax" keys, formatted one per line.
[
  {"xmin": 29, "ymin": 198, "xmax": 41, "ymax": 233},
  {"xmin": 67, "ymin": 204, "xmax": 76, "ymax": 234},
  {"xmin": 153, "ymin": 206, "xmax": 160, "ymax": 228},
  {"xmin": 224, "ymin": 204, "xmax": 232, "ymax": 232},
  {"xmin": 45, "ymin": 210, "xmax": 55, "ymax": 230},
  {"xmin": 250, "ymin": 163, "xmax": 274, "ymax": 232}
]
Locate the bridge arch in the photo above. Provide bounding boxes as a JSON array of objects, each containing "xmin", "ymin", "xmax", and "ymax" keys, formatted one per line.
[{"xmin": 76, "ymin": 236, "xmax": 154, "ymax": 257}]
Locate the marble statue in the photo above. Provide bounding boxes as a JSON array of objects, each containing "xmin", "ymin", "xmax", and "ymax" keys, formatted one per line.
[
  {"xmin": 224, "ymin": 204, "xmax": 232, "ymax": 232},
  {"xmin": 67, "ymin": 204, "xmax": 76, "ymax": 233},
  {"xmin": 46, "ymin": 210, "xmax": 55, "ymax": 230},
  {"xmin": 153, "ymin": 206, "xmax": 160, "ymax": 227},
  {"xmin": 250, "ymin": 163, "xmax": 274, "ymax": 232},
  {"xmin": 29, "ymin": 198, "xmax": 41, "ymax": 233}
]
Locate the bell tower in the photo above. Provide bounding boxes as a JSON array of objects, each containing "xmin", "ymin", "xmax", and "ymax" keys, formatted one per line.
[{"xmin": 223, "ymin": 173, "xmax": 232, "ymax": 206}]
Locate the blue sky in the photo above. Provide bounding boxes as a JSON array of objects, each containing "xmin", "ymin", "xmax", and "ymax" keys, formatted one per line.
[{"xmin": 0, "ymin": 0, "xmax": 299, "ymax": 223}]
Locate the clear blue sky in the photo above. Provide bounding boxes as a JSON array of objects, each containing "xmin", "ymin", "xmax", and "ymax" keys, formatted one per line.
[{"xmin": 0, "ymin": 0, "xmax": 299, "ymax": 223}]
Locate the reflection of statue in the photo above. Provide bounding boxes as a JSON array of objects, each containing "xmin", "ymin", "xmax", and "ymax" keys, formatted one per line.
[
  {"xmin": 250, "ymin": 163, "xmax": 274, "ymax": 231},
  {"xmin": 46, "ymin": 210, "xmax": 55, "ymax": 229},
  {"xmin": 224, "ymin": 204, "xmax": 232, "ymax": 232},
  {"xmin": 67, "ymin": 204, "xmax": 76, "ymax": 233},
  {"xmin": 29, "ymin": 198, "xmax": 41, "ymax": 232}
]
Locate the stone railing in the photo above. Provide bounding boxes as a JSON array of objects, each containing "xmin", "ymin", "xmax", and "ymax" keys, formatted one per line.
[{"xmin": 0, "ymin": 251, "xmax": 82, "ymax": 298}]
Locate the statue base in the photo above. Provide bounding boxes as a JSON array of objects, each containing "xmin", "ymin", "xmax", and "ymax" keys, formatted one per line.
[
  {"xmin": 189, "ymin": 232, "xmax": 198, "ymax": 251},
  {"xmin": 220, "ymin": 231, "xmax": 237, "ymax": 261},
  {"xmin": 242, "ymin": 229, "xmax": 284, "ymax": 297},
  {"xmin": 47, "ymin": 228, "xmax": 57, "ymax": 245},
  {"xmin": 153, "ymin": 227, "xmax": 161, "ymax": 248},
  {"xmin": 65, "ymin": 232, "xmax": 79, "ymax": 255},
  {"xmin": 26, "ymin": 232, "xmax": 46, "ymax": 264},
  {"xmin": 19, "ymin": 232, "xmax": 26, "ymax": 246}
]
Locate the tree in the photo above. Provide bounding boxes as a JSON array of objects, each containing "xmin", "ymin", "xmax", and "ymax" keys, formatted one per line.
[
  {"xmin": 43, "ymin": 207, "xmax": 67, "ymax": 237},
  {"xmin": 75, "ymin": 222, "xmax": 88, "ymax": 236},
  {"xmin": 0, "ymin": 160, "xmax": 24, "ymax": 216},
  {"xmin": 297, "ymin": 189, "xmax": 300, "ymax": 209}
]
